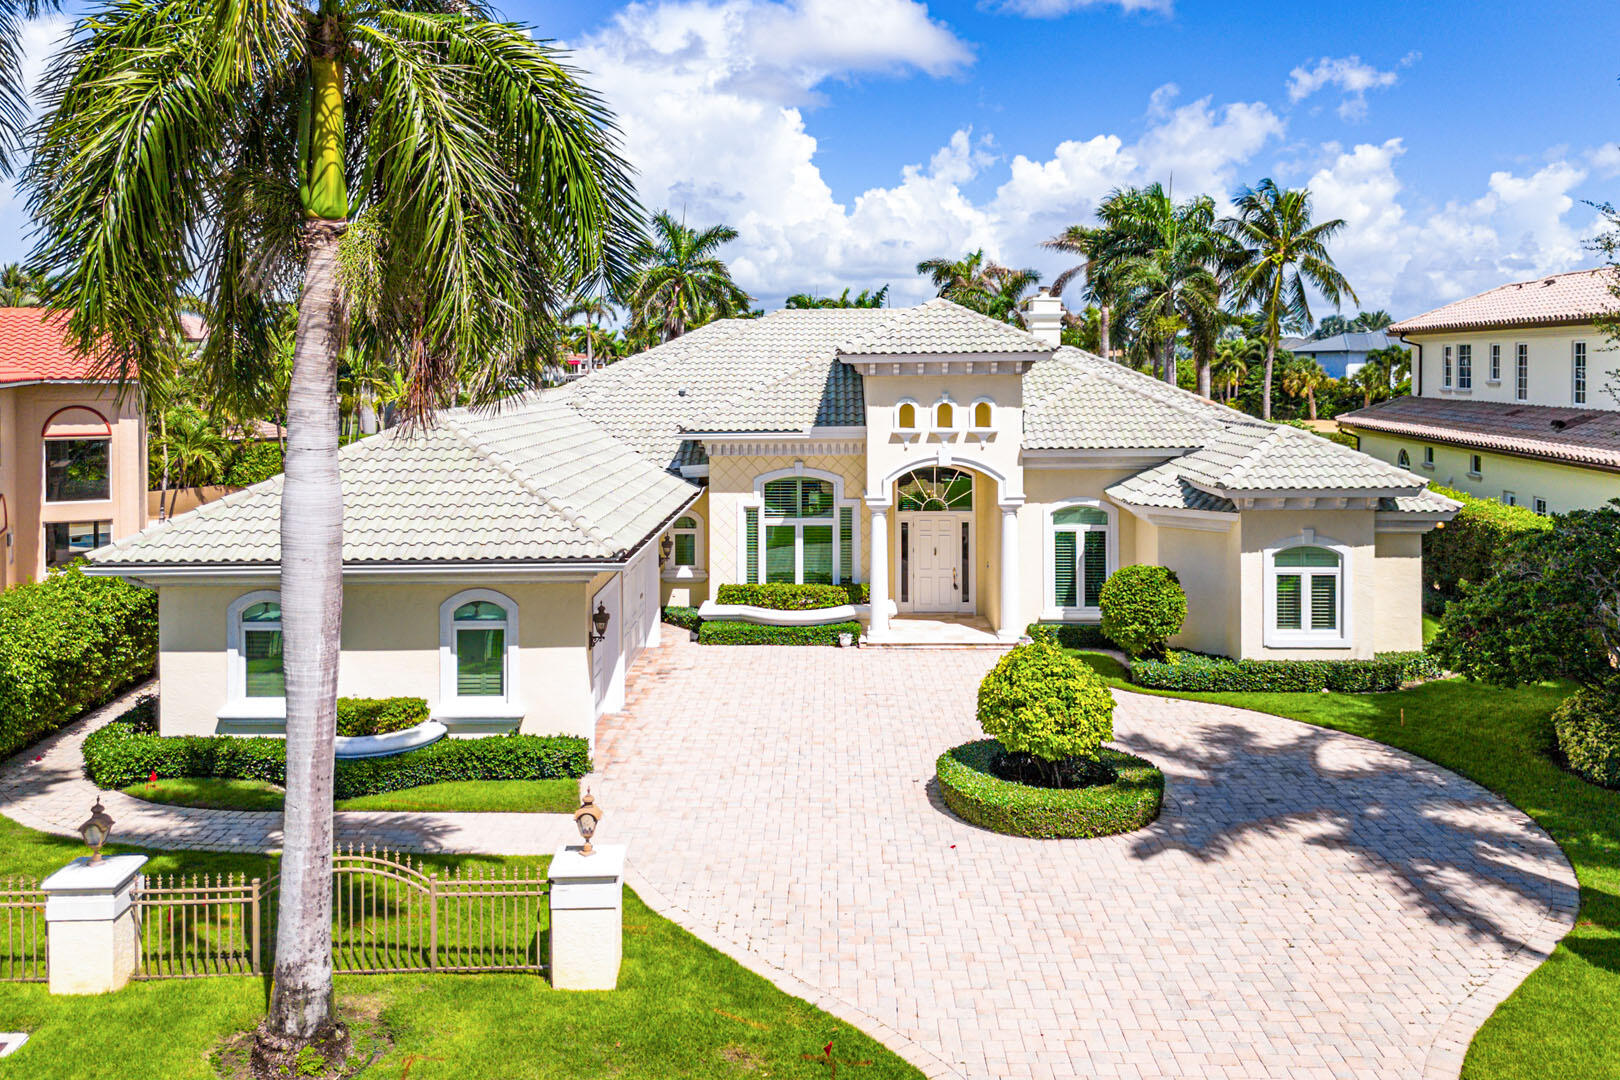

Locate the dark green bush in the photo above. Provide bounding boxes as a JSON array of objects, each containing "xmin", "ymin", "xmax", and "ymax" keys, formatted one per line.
[
  {"xmin": 225, "ymin": 441, "xmax": 285, "ymax": 487},
  {"xmin": 936, "ymin": 740, "xmax": 1163, "ymax": 839},
  {"xmin": 1098, "ymin": 565, "xmax": 1187, "ymax": 658},
  {"xmin": 713, "ymin": 583, "xmax": 869, "ymax": 610},
  {"xmin": 1026, "ymin": 623, "xmax": 1119, "ymax": 651},
  {"xmin": 697, "ymin": 620, "xmax": 859, "ymax": 646},
  {"xmin": 1129, "ymin": 650, "xmax": 1443, "ymax": 692},
  {"xmin": 0, "ymin": 565, "xmax": 157, "ymax": 760},
  {"xmin": 977, "ymin": 642, "xmax": 1115, "ymax": 764},
  {"xmin": 335, "ymin": 696, "xmax": 429, "ymax": 738},
  {"xmin": 1423, "ymin": 484, "xmax": 1550, "ymax": 601},
  {"xmin": 82, "ymin": 704, "xmax": 591, "ymax": 798},
  {"xmin": 661, "ymin": 605, "xmax": 702, "ymax": 632},
  {"xmin": 1553, "ymin": 686, "xmax": 1620, "ymax": 789}
]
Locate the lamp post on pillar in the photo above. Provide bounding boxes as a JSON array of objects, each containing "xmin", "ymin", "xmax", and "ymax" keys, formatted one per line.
[{"xmin": 866, "ymin": 499, "xmax": 891, "ymax": 642}]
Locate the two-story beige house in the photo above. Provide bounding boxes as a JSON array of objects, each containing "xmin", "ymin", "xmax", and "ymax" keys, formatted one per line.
[{"xmin": 1340, "ymin": 269, "xmax": 1620, "ymax": 513}]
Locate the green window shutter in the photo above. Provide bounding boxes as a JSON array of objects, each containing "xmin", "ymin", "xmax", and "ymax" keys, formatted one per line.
[
  {"xmin": 744, "ymin": 507, "xmax": 759, "ymax": 582},
  {"xmin": 1310, "ymin": 574, "xmax": 1338, "ymax": 630},
  {"xmin": 839, "ymin": 507, "xmax": 853, "ymax": 583},
  {"xmin": 766, "ymin": 525, "xmax": 796, "ymax": 583},
  {"xmin": 456, "ymin": 627, "xmax": 504, "ymax": 696},
  {"xmin": 674, "ymin": 534, "xmax": 695, "ymax": 566},
  {"xmin": 1052, "ymin": 531, "xmax": 1077, "ymax": 608},
  {"xmin": 1276, "ymin": 574, "xmax": 1302, "ymax": 629},
  {"xmin": 243, "ymin": 629, "xmax": 285, "ymax": 698},
  {"xmin": 1082, "ymin": 531, "xmax": 1107, "ymax": 608},
  {"xmin": 802, "ymin": 525, "xmax": 833, "ymax": 584}
]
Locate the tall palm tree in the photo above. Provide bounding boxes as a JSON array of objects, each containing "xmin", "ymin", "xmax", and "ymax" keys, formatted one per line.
[
  {"xmin": 560, "ymin": 293, "xmax": 616, "ymax": 369},
  {"xmin": 916, "ymin": 250, "xmax": 1041, "ymax": 326},
  {"xmin": 1212, "ymin": 337, "xmax": 1258, "ymax": 404},
  {"xmin": 155, "ymin": 405, "xmax": 232, "ymax": 515},
  {"xmin": 1281, "ymin": 358, "xmax": 1328, "ymax": 420},
  {"xmin": 27, "ymin": 0, "xmax": 638, "ymax": 1063},
  {"xmin": 1043, "ymin": 224, "xmax": 1118, "ymax": 359},
  {"xmin": 1220, "ymin": 179, "xmax": 1356, "ymax": 420},
  {"xmin": 623, "ymin": 211, "xmax": 750, "ymax": 343},
  {"xmin": 784, "ymin": 285, "xmax": 889, "ymax": 309}
]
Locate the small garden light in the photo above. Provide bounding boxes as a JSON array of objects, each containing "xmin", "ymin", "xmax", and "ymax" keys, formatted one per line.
[
  {"xmin": 78, "ymin": 799, "xmax": 114, "ymax": 864},
  {"xmin": 574, "ymin": 791, "xmax": 603, "ymax": 855},
  {"xmin": 588, "ymin": 602, "xmax": 611, "ymax": 648}
]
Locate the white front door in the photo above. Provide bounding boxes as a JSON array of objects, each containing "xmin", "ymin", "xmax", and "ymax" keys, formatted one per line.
[{"xmin": 900, "ymin": 513, "xmax": 973, "ymax": 613}]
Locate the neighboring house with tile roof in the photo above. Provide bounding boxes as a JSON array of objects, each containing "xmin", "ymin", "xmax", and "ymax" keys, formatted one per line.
[
  {"xmin": 88, "ymin": 292, "xmax": 1456, "ymax": 743},
  {"xmin": 1280, "ymin": 331, "xmax": 1397, "ymax": 378},
  {"xmin": 0, "ymin": 308, "xmax": 147, "ymax": 588},
  {"xmin": 1340, "ymin": 268, "xmax": 1620, "ymax": 513}
]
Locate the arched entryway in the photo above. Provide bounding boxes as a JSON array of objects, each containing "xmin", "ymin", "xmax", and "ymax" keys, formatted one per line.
[{"xmin": 894, "ymin": 466, "xmax": 976, "ymax": 614}]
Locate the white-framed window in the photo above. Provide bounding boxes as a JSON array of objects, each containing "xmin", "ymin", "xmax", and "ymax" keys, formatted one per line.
[
  {"xmin": 1469, "ymin": 453, "xmax": 1483, "ymax": 477},
  {"xmin": 1263, "ymin": 534, "xmax": 1350, "ymax": 649},
  {"xmin": 439, "ymin": 589, "xmax": 518, "ymax": 708},
  {"xmin": 44, "ymin": 520, "xmax": 111, "ymax": 569},
  {"xmin": 1516, "ymin": 343, "xmax": 1529, "ymax": 401},
  {"xmin": 1574, "ymin": 341, "xmax": 1587, "ymax": 404},
  {"xmin": 1442, "ymin": 345, "xmax": 1453, "ymax": 389},
  {"xmin": 895, "ymin": 399, "xmax": 921, "ymax": 433},
  {"xmin": 969, "ymin": 397, "xmax": 995, "ymax": 432},
  {"xmin": 1043, "ymin": 500, "xmax": 1117, "ymax": 619},
  {"xmin": 932, "ymin": 396, "xmax": 957, "ymax": 431},
  {"xmin": 1533, "ymin": 496, "xmax": 1548, "ymax": 515},
  {"xmin": 226, "ymin": 590, "xmax": 284, "ymax": 709},
  {"xmin": 741, "ymin": 470, "xmax": 858, "ymax": 585},
  {"xmin": 666, "ymin": 512, "xmax": 704, "ymax": 579},
  {"xmin": 1396, "ymin": 448, "xmax": 1411, "ymax": 470},
  {"xmin": 1502, "ymin": 491, "xmax": 1517, "ymax": 506},
  {"xmin": 1457, "ymin": 344, "xmax": 1472, "ymax": 389},
  {"xmin": 1489, "ymin": 343, "xmax": 1501, "ymax": 383},
  {"xmin": 41, "ymin": 406, "xmax": 112, "ymax": 504},
  {"xmin": 1423, "ymin": 446, "xmax": 1435, "ymax": 469}
]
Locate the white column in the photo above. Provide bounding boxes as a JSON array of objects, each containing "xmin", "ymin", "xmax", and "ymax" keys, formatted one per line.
[
  {"xmin": 548, "ymin": 843, "xmax": 626, "ymax": 990},
  {"xmin": 998, "ymin": 503, "xmax": 1022, "ymax": 641},
  {"xmin": 41, "ymin": 854, "xmax": 147, "ymax": 995},
  {"xmin": 867, "ymin": 501, "xmax": 891, "ymax": 642}
]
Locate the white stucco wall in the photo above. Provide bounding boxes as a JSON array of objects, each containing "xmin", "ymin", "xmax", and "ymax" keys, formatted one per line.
[{"xmin": 1408, "ymin": 324, "xmax": 1617, "ymax": 409}]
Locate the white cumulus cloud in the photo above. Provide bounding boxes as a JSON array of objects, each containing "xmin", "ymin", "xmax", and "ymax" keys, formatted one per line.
[
  {"xmin": 991, "ymin": 0, "xmax": 1174, "ymax": 16},
  {"xmin": 1286, "ymin": 53, "xmax": 1417, "ymax": 121}
]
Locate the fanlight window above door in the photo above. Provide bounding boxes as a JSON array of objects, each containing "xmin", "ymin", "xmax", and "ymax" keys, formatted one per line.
[{"xmin": 896, "ymin": 467, "xmax": 974, "ymax": 511}]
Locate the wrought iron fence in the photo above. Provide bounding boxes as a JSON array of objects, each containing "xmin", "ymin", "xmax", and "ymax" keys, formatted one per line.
[
  {"xmin": 132, "ymin": 847, "xmax": 549, "ymax": 979},
  {"xmin": 0, "ymin": 877, "xmax": 46, "ymax": 982}
]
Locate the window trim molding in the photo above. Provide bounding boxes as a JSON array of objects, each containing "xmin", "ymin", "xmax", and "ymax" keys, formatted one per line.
[
  {"xmin": 931, "ymin": 394, "xmax": 958, "ymax": 433},
  {"xmin": 225, "ymin": 589, "xmax": 284, "ymax": 716},
  {"xmin": 438, "ymin": 588, "xmax": 520, "ymax": 715},
  {"xmin": 894, "ymin": 398, "xmax": 921, "ymax": 436},
  {"xmin": 1040, "ymin": 497, "xmax": 1118, "ymax": 623},
  {"xmin": 1487, "ymin": 343, "xmax": 1501, "ymax": 384},
  {"xmin": 1573, "ymin": 340, "xmax": 1588, "ymax": 405},
  {"xmin": 968, "ymin": 396, "xmax": 996, "ymax": 435},
  {"xmin": 1515, "ymin": 342, "xmax": 1529, "ymax": 401},
  {"xmin": 743, "ymin": 467, "xmax": 861, "ymax": 585},
  {"xmin": 41, "ymin": 433, "xmax": 112, "ymax": 506},
  {"xmin": 1262, "ymin": 531, "xmax": 1352, "ymax": 650},
  {"xmin": 665, "ymin": 511, "xmax": 705, "ymax": 581}
]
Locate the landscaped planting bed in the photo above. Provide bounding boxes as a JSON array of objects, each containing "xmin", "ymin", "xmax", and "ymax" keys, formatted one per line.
[
  {"xmin": 936, "ymin": 740, "xmax": 1163, "ymax": 839},
  {"xmin": 697, "ymin": 619, "xmax": 860, "ymax": 646},
  {"xmin": 119, "ymin": 775, "xmax": 582, "ymax": 814},
  {"xmin": 1129, "ymin": 650, "xmax": 1443, "ymax": 693},
  {"xmin": 713, "ymin": 582, "xmax": 868, "ymax": 609}
]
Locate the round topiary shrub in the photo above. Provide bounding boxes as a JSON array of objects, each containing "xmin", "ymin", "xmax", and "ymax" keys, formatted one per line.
[
  {"xmin": 1099, "ymin": 564, "xmax": 1187, "ymax": 659},
  {"xmin": 976, "ymin": 641, "xmax": 1115, "ymax": 775},
  {"xmin": 935, "ymin": 740, "xmax": 1163, "ymax": 838},
  {"xmin": 1553, "ymin": 686, "xmax": 1620, "ymax": 789}
]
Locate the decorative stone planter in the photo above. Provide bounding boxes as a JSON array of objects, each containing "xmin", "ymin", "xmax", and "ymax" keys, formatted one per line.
[
  {"xmin": 696, "ymin": 598, "xmax": 896, "ymax": 627},
  {"xmin": 333, "ymin": 719, "xmax": 448, "ymax": 760}
]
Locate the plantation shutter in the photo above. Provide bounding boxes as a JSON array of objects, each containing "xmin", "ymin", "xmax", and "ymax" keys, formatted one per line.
[
  {"xmin": 838, "ymin": 506, "xmax": 854, "ymax": 583},
  {"xmin": 802, "ymin": 526, "xmax": 834, "ymax": 585},
  {"xmin": 1275, "ymin": 574, "xmax": 1302, "ymax": 630},
  {"xmin": 1310, "ymin": 575, "xmax": 1338, "ymax": 630},
  {"xmin": 1053, "ymin": 531, "xmax": 1077, "ymax": 608},
  {"xmin": 243, "ymin": 630, "xmax": 284, "ymax": 698},
  {"xmin": 455, "ymin": 628, "xmax": 504, "ymax": 696},
  {"xmin": 744, "ymin": 507, "xmax": 759, "ymax": 582},
  {"xmin": 1082, "ymin": 531, "xmax": 1107, "ymax": 608},
  {"xmin": 763, "ymin": 479, "xmax": 798, "ymax": 517},
  {"xmin": 765, "ymin": 525, "xmax": 796, "ymax": 583}
]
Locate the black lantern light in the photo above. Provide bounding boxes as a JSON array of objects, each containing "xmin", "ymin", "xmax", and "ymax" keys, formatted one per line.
[
  {"xmin": 659, "ymin": 532, "xmax": 674, "ymax": 567},
  {"xmin": 588, "ymin": 602, "xmax": 611, "ymax": 648}
]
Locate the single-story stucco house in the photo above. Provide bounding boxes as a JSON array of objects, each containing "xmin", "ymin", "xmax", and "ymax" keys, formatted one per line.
[{"xmin": 86, "ymin": 293, "xmax": 1457, "ymax": 744}]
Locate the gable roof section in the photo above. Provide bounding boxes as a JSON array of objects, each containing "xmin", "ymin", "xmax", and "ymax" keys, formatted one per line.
[
  {"xmin": 0, "ymin": 308, "xmax": 110, "ymax": 385},
  {"xmin": 1340, "ymin": 395, "xmax": 1620, "ymax": 472},
  {"xmin": 89, "ymin": 396, "xmax": 697, "ymax": 569},
  {"xmin": 1390, "ymin": 269, "xmax": 1616, "ymax": 334},
  {"xmin": 1023, "ymin": 349, "xmax": 1232, "ymax": 450},
  {"xmin": 837, "ymin": 298, "xmax": 1051, "ymax": 356}
]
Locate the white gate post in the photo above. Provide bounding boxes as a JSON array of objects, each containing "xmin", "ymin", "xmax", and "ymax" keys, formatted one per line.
[
  {"xmin": 548, "ymin": 844, "xmax": 625, "ymax": 990},
  {"xmin": 41, "ymin": 854, "xmax": 147, "ymax": 995}
]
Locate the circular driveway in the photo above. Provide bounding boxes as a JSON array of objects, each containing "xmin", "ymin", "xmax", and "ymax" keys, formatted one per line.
[{"xmin": 592, "ymin": 639, "xmax": 1577, "ymax": 1080}]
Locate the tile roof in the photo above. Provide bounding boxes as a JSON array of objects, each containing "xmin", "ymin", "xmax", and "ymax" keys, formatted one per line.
[
  {"xmin": 89, "ymin": 396, "xmax": 697, "ymax": 568},
  {"xmin": 1104, "ymin": 466, "xmax": 1238, "ymax": 513},
  {"xmin": 1287, "ymin": 331, "xmax": 1396, "ymax": 354},
  {"xmin": 1339, "ymin": 395, "xmax": 1620, "ymax": 471},
  {"xmin": 837, "ymin": 299, "xmax": 1052, "ymax": 355},
  {"xmin": 1389, "ymin": 268, "xmax": 1617, "ymax": 334},
  {"xmin": 1023, "ymin": 349, "xmax": 1233, "ymax": 450},
  {"xmin": 0, "ymin": 308, "xmax": 110, "ymax": 384}
]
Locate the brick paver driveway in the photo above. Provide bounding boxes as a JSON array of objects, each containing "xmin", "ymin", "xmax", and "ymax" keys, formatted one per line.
[{"xmin": 593, "ymin": 638, "xmax": 1577, "ymax": 1080}]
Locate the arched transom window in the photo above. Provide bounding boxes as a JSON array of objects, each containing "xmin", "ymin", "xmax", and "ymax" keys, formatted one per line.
[
  {"xmin": 672, "ymin": 515, "xmax": 699, "ymax": 567},
  {"xmin": 240, "ymin": 600, "xmax": 284, "ymax": 698},
  {"xmin": 1264, "ymin": 542, "xmax": 1348, "ymax": 647},
  {"xmin": 896, "ymin": 467, "xmax": 974, "ymax": 512}
]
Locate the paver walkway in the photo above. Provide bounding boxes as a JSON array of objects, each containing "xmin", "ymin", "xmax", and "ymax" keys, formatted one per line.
[{"xmin": 0, "ymin": 638, "xmax": 1580, "ymax": 1080}]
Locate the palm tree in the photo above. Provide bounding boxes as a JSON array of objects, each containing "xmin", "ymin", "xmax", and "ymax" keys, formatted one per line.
[
  {"xmin": 560, "ymin": 294, "xmax": 616, "ymax": 370},
  {"xmin": 155, "ymin": 405, "xmax": 231, "ymax": 515},
  {"xmin": 1350, "ymin": 309, "xmax": 1393, "ymax": 332},
  {"xmin": 916, "ymin": 250, "xmax": 1041, "ymax": 326},
  {"xmin": 784, "ymin": 285, "xmax": 889, "ymax": 309},
  {"xmin": 1281, "ymin": 358, "xmax": 1329, "ymax": 420},
  {"xmin": 1212, "ymin": 338, "xmax": 1258, "ymax": 403},
  {"xmin": 26, "ymin": 0, "xmax": 637, "ymax": 1063},
  {"xmin": 1220, "ymin": 179, "xmax": 1357, "ymax": 420},
  {"xmin": 623, "ymin": 211, "xmax": 750, "ymax": 343},
  {"xmin": 0, "ymin": 263, "xmax": 45, "ymax": 305},
  {"xmin": 1043, "ymin": 225, "xmax": 1119, "ymax": 359}
]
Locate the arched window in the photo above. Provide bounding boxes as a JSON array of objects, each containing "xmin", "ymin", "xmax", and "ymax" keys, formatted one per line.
[
  {"xmin": 971, "ymin": 399, "xmax": 994, "ymax": 430},
  {"xmin": 1396, "ymin": 448, "xmax": 1411, "ymax": 470},
  {"xmin": 1048, "ymin": 503, "xmax": 1113, "ymax": 614},
  {"xmin": 227, "ymin": 590, "xmax": 284, "ymax": 706},
  {"xmin": 1264, "ymin": 540, "xmax": 1348, "ymax": 647},
  {"xmin": 671, "ymin": 515, "xmax": 701, "ymax": 567},
  {"xmin": 440, "ymin": 590, "xmax": 518, "ymax": 705},
  {"xmin": 896, "ymin": 467, "xmax": 974, "ymax": 511},
  {"xmin": 743, "ymin": 470, "xmax": 856, "ymax": 585},
  {"xmin": 42, "ymin": 406, "xmax": 111, "ymax": 503},
  {"xmin": 933, "ymin": 400, "xmax": 955, "ymax": 430},
  {"xmin": 896, "ymin": 401, "xmax": 919, "ymax": 431}
]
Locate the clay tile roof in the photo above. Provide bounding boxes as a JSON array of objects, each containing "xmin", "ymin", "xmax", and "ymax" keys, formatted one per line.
[
  {"xmin": 1339, "ymin": 395, "xmax": 1620, "ymax": 472},
  {"xmin": 1390, "ymin": 268, "xmax": 1618, "ymax": 335},
  {"xmin": 0, "ymin": 308, "xmax": 109, "ymax": 384},
  {"xmin": 837, "ymin": 298, "xmax": 1052, "ymax": 355}
]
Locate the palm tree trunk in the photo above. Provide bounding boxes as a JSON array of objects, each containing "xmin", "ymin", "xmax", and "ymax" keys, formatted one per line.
[
  {"xmin": 1306, "ymin": 389, "xmax": 1317, "ymax": 421},
  {"xmin": 1162, "ymin": 339, "xmax": 1176, "ymax": 386},
  {"xmin": 1261, "ymin": 336, "xmax": 1277, "ymax": 420},
  {"xmin": 1196, "ymin": 348, "xmax": 1212, "ymax": 400},
  {"xmin": 261, "ymin": 220, "xmax": 345, "ymax": 1053},
  {"xmin": 158, "ymin": 412, "xmax": 169, "ymax": 522},
  {"xmin": 1098, "ymin": 305, "xmax": 1111, "ymax": 360}
]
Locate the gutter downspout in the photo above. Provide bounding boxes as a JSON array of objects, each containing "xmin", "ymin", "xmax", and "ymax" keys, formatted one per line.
[{"xmin": 1398, "ymin": 333, "xmax": 1421, "ymax": 397}]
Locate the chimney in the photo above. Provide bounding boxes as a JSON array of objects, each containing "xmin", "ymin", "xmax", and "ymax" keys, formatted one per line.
[{"xmin": 1024, "ymin": 287, "xmax": 1063, "ymax": 348}]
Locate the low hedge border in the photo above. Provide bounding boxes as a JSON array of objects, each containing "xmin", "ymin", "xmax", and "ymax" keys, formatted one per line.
[
  {"xmin": 662, "ymin": 605, "xmax": 702, "ymax": 632},
  {"xmin": 336, "ymin": 696, "xmax": 429, "ymax": 738},
  {"xmin": 936, "ymin": 739, "xmax": 1163, "ymax": 839},
  {"xmin": 1129, "ymin": 650, "xmax": 1443, "ymax": 693},
  {"xmin": 83, "ymin": 698, "xmax": 591, "ymax": 800},
  {"xmin": 698, "ymin": 620, "xmax": 860, "ymax": 646},
  {"xmin": 1026, "ymin": 623, "xmax": 1120, "ymax": 651},
  {"xmin": 713, "ymin": 583, "xmax": 870, "ymax": 610}
]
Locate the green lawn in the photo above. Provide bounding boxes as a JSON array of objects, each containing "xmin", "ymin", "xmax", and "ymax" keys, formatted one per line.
[
  {"xmin": 0, "ymin": 813, "xmax": 920, "ymax": 1080},
  {"xmin": 117, "ymin": 777, "xmax": 581, "ymax": 814},
  {"xmin": 1422, "ymin": 612, "xmax": 1441, "ymax": 646},
  {"xmin": 1072, "ymin": 649, "xmax": 1618, "ymax": 1080}
]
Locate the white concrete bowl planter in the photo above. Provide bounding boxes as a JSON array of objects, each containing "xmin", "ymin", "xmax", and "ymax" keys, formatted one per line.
[{"xmin": 333, "ymin": 719, "xmax": 449, "ymax": 760}]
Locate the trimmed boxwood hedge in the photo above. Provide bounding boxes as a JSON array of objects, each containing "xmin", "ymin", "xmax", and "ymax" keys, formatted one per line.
[
  {"xmin": 1026, "ymin": 623, "xmax": 1120, "ymax": 651},
  {"xmin": 0, "ymin": 565, "xmax": 157, "ymax": 760},
  {"xmin": 335, "ymin": 696, "xmax": 429, "ymax": 738},
  {"xmin": 1129, "ymin": 650, "xmax": 1443, "ymax": 693},
  {"xmin": 713, "ymin": 583, "xmax": 869, "ymax": 610},
  {"xmin": 698, "ymin": 620, "xmax": 860, "ymax": 646},
  {"xmin": 662, "ymin": 605, "xmax": 702, "ymax": 632},
  {"xmin": 82, "ymin": 698, "xmax": 591, "ymax": 800},
  {"xmin": 1552, "ymin": 686, "xmax": 1620, "ymax": 789},
  {"xmin": 935, "ymin": 739, "xmax": 1163, "ymax": 839}
]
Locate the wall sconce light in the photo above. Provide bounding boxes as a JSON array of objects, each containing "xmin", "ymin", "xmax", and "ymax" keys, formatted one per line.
[
  {"xmin": 659, "ymin": 533, "xmax": 673, "ymax": 567},
  {"xmin": 588, "ymin": 602, "xmax": 611, "ymax": 648}
]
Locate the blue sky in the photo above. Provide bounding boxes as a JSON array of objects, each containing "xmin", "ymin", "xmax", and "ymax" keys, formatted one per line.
[{"xmin": 6, "ymin": 0, "xmax": 1620, "ymax": 320}]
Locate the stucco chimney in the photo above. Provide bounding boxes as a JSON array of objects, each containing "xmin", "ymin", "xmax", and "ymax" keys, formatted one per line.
[{"xmin": 1024, "ymin": 287, "xmax": 1063, "ymax": 347}]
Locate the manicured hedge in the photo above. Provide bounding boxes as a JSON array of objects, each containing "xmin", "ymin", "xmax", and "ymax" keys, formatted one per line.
[
  {"xmin": 0, "ymin": 565, "xmax": 157, "ymax": 760},
  {"xmin": 1553, "ymin": 686, "xmax": 1620, "ymax": 789},
  {"xmin": 225, "ymin": 440, "xmax": 284, "ymax": 487},
  {"xmin": 662, "ymin": 605, "xmax": 702, "ymax": 632},
  {"xmin": 713, "ymin": 583, "xmax": 869, "ymax": 610},
  {"xmin": 82, "ymin": 699, "xmax": 591, "ymax": 799},
  {"xmin": 1129, "ymin": 650, "xmax": 1443, "ymax": 693},
  {"xmin": 935, "ymin": 739, "xmax": 1163, "ymax": 839},
  {"xmin": 336, "ymin": 696, "xmax": 429, "ymax": 738},
  {"xmin": 1099, "ymin": 565, "xmax": 1186, "ymax": 659},
  {"xmin": 1424, "ymin": 484, "xmax": 1550, "ymax": 601},
  {"xmin": 697, "ymin": 620, "xmax": 860, "ymax": 646},
  {"xmin": 1026, "ymin": 623, "xmax": 1120, "ymax": 651},
  {"xmin": 977, "ymin": 642, "xmax": 1114, "ymax": 764}
]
